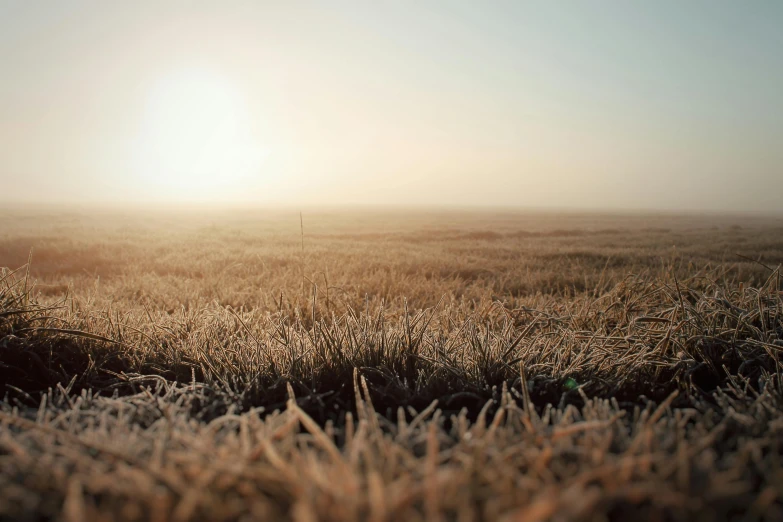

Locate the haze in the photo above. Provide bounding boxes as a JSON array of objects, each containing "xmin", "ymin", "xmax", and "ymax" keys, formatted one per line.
[{"xmin": 1, "ymin": 1, "xmax": 781, "ymax": 212}]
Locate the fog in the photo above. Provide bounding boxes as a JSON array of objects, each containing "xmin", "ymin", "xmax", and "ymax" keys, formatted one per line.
[{"xmin": 1, "ymin": 1, "xmax": 781, "ymax": 213}]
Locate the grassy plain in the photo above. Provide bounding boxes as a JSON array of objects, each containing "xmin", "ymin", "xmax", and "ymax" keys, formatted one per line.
[{"xmin": 1, "ymin": 207, "xmax": 782, "ymax": 521}]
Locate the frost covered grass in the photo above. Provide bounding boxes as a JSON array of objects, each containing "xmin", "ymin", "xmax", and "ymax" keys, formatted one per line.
[{"xmin": 1, "ymin": 209, "xmax": 782, "ymax": 521}]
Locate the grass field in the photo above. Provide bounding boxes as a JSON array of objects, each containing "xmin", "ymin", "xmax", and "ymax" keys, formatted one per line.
[{"xmin": 1, "ymin": 207, "xmax": 783, "ymax": 521}]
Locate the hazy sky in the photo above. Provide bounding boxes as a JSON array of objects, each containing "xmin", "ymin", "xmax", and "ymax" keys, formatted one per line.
[{"xmin": 1, "ymin": 1, "xmax": 781, "ymax": 211}]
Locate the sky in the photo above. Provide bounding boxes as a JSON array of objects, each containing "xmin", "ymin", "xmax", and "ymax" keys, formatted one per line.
[{"xmin": 0, "ymin": 1, "xmax": 781, "ymax": 212}]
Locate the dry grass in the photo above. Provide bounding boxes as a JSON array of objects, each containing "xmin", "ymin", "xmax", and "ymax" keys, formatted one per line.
[{"xmin": 1, "ymin": 208, "xmax": 782, "ymax": 521}]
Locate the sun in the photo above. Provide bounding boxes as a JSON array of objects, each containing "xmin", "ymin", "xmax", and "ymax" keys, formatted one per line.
[{"xmin": 133, "ymin": 69, "xmax": 266, "ymax": 201}]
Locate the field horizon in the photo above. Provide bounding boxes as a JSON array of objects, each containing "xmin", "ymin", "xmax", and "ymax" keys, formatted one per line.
[{"xmin": 3, "ymin": 201, "xmax": 783, "ymax": 219}]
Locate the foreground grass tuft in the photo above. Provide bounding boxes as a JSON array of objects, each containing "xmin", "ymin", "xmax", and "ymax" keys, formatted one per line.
[{"xmin": 2, "ymin": 262, "xmax": 783, "ymax": 521}]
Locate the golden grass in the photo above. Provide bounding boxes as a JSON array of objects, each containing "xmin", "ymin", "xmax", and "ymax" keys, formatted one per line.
[{"xmin": 1, "ymin": 208, "xmax": 782, "ymax": 521}]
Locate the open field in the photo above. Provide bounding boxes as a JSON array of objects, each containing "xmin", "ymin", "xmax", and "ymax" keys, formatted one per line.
[{"xmin": 1, "ymin": 208, "xmax": 783, "ymax": 521}]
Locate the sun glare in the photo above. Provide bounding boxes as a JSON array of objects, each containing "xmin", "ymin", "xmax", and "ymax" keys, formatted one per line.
[{"xmin": 133, "ymin": 69, "xmax": 266, "ymax": 201}]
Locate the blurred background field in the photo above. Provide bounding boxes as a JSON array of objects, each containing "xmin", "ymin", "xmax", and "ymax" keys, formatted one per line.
[{"xmin": 3, "ymin": 207, "xmax": 781, "ymax": 311}]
